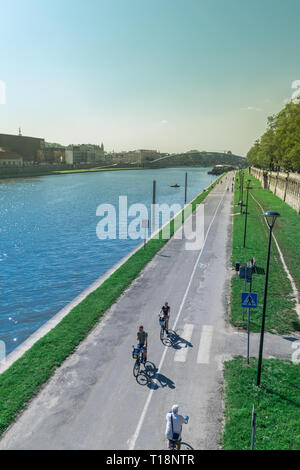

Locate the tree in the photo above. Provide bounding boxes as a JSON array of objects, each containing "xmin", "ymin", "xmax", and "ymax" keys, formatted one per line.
[{"xmin": 248, "ymin": 101, "xmax": 300, "ymax": 172}]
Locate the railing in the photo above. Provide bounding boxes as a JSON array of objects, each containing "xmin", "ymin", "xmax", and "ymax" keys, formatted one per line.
[{"xmin": 250, "ymin": 167, "xmax": 300, "ymax": 213}]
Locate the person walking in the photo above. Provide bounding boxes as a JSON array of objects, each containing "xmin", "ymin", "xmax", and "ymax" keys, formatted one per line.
[{"xmin": 165, "ymin": 405, "xmax": 189, "ymax": 450}]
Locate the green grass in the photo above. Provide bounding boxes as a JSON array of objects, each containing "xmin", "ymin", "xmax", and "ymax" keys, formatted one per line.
[
  {"xmin": 230, "ymin": 171, "xmax": 300, "ymax": 334},
  {"xmin": 250, "ymin": 186, "xmax": 300, "ymax": 295},
  {"xmin": 222, "ymin": 357, "xmax": 300, "ymax": 450},
  {"xmin": 0, "ymin": 176, "xmax": 222, "ymax": 437}
]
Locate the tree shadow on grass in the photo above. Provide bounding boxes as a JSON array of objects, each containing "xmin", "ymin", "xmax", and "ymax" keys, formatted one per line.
[
  {"xmin": 262, "ymin": 385, "xmax": 300, "ymax": 408},
  {"xmin": 253, "ymin": 266, "xmax": 265, "ymax": 275},
  {"xmin": 291, "ymin": 321, "xmax": 300, "ymax": 332}
]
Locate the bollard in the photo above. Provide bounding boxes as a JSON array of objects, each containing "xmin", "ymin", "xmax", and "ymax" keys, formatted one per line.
[{"xmin": 251, "ymin": 405, "xmax": 256, "ymax": 450}]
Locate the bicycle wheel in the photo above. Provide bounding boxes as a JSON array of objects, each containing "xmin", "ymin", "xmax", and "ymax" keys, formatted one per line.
[
  {"xmin": 144, "ymin": 361, "xmax": 156, "ymax": 378},
  {"xmin": 136, "ymin": 371, "xmax": 149, "ymax": 386},
  {"xmin": 160, "ymin": 326, "xmax": 165, "ymax": 342},
  {"xmin": 133, "ymin": 359, "xmax": 140, "ymax": 377},
  {"xmin": 180, "ymin": 442, "xmax": 194, "ymax": 450}
]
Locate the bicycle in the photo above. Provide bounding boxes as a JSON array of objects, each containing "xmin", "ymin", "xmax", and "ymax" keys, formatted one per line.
[
  {"xmin": 168, "ymin": 438, "xmax": 194, "ymax": 450},
  {"xmin": 132, "ymin": 345, "xmax": 157, "ymax": 381},
  {"xmin": 159, "ymin": 316, "xmax": 167, "ymax": 342},
  {"xmin": 132, "ymin": 345, "xmax": 145, "ymax": 377}
]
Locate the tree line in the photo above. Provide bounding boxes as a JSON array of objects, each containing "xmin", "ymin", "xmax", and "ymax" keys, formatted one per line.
[{"xmin": 247, "ymin": 101, "xmax": 300, "ymax": 172}]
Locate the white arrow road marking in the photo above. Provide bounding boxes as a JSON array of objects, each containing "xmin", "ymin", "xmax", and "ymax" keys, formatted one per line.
[
  {"xmin": 174, "ymin": 324, "xmax": 194, "ymax": 362},
  {"xmin": 197, "ymin": 325, "xmax": 213, "ymax": 364}
]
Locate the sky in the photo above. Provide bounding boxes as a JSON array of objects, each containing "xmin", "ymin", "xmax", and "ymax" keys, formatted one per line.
[{"xmin": 0, "ymin": 0, "xmax": 300, "ymax": 156}]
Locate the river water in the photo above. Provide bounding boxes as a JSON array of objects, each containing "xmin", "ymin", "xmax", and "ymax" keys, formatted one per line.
[{"xmin": 0, "ymin": 167, "xmax": 214, "ymax": 354}]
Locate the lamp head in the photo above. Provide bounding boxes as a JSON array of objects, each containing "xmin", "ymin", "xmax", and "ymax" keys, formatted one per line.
[{"xmin": 263, "ymin": 211, "xmax": 280, "ymax": 228}]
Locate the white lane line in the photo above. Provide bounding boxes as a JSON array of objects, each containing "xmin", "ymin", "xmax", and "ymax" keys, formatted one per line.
[
  {"xmin": 197, "ymin": 325, "xmax": 213, "ymax": 364},
  {"xmin": 128, "ymin": 187, "xmax": 227, "ymax": 450},
  {"xmin": 174, "ymin": 324, "xmax": 194, "ymax": 363}
]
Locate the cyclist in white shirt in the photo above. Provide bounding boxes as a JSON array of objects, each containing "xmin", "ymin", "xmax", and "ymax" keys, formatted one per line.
[{"xmin": 165, "ymin": 404, "xmax": 189, "ymax": 450}]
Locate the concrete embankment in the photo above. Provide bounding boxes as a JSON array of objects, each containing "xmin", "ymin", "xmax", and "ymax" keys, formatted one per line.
[{"xmin": 250, "ymin": 166, "xmax": 300, "ymax": 213}]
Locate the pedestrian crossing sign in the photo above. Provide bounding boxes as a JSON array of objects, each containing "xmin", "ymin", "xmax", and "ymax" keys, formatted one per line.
[{"xmin": 241, "ymin": 292, "xmax": 258, "ymax": 309}]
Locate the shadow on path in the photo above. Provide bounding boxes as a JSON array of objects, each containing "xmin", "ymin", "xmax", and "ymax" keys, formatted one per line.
[
  {"xmin": 161, "ymin": 330, "xmax": 193, "ymax": 351},
  {"xmin": 136, "ymin": 362, "xmax": 175, "ymax": 390}
]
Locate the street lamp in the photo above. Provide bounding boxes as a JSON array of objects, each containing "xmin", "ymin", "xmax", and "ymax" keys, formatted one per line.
[
  {"xmin": 243, "ymin": 179, "xmax": 251, "ymax": 248},
  {"xmin": 256, "ymin": 210, "xmax": 280, "ymax": 386},
  {"xmin": 240, "ymin": 171, "xmax": 244, "ymax": 214}
]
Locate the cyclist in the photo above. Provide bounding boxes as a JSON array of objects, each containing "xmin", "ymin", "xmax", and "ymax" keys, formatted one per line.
[
  {"xmin": 165, "ymin": 405, "xmax": 189, "ymax": 450},
  {"xmin": 137, "ymin": 325, "xmax": 148, "ymax": 364},
  {"xmin": 159, "ymin": 302, "xmax": 170, "ymax": 335}
]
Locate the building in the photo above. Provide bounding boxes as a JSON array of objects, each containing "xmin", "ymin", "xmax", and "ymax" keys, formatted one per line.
[
  {"xmin": 0, "ymin": 151, "xmax": 23, "ymax": 167},
  {"xmin": 67, "ymin": 144, "xmax": 105, "ymax": 164},
  {"xmin": 65, "ymin": 149, "xmax": 74, "ymax": 165},
  {"xmin": 109, "ymin": 151, "xmax": 142, "ymax": 165},
  {"xmin": 44, "ymin": 146, "xmax": 66, "ymax": 164},
  {"xmin": 0, "ymin": 132, "xmax": 45, "ymax": 163},
  {"xmin": 109, "ymin": 149, "xmax": 162, "ymax": 165}
]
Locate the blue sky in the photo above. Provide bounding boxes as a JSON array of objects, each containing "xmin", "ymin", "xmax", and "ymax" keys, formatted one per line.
[{"xmin": 0, "ymin": 0, "xmax": 300, "ymax": 155}]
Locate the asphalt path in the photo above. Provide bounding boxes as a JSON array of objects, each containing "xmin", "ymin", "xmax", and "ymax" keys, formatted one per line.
[{"xmin": 0, "ymin": 174, "xmax": 295, "ymax": 450}]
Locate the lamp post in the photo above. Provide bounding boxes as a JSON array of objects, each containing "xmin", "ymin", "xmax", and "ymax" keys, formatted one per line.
[
  {"xmin": 243, "ymin": 179, "xmax": 251, "ymax": 248},
  {"xmin": 184, "ymin": 172, "xmax": 188, "ymax": 205},
  {"xmin": 240, "ymin": 171, "xmax": 244, "ymax": 214},
  {"xmin": 256, "ymin": 211, "xmax": 280, "ymax": 386}
]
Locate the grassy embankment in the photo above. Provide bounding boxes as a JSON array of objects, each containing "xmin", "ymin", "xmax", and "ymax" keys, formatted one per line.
[
  {"xmin": 0, "ymin": 175, "xmax": 222, "ymax": 436},
  {"xmin": 224, "ymin": 170, "xmax": 300, "ymax": 449},
  {"xmin": 230, "ymin": 171, "xmax": 300, "ymax": 334},
  {"xmin": 222, "ymin": 357, "xmax": 300, "ymax": 450}
]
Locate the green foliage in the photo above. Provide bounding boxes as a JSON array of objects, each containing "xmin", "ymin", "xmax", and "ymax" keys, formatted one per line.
[
  {"xmin": 144, "ymin": 152, "xmax": 248, "ymax": 169},
  {"xmin": 222, "ymin": 357, "xmax": 300, "ymax": 450},
  {"xmin": 247, "ymin": 102, "xmax": 300, "ymax": 171}
]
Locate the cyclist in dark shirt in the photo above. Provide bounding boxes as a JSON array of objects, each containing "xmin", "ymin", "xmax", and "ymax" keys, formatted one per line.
[
  {"xmin": 159, "ymin": 302, "xmax": 170, "ymax": 335},
  {"xmin": 137, "ymin": 325, "xmax": 148, "ymax": 363}
]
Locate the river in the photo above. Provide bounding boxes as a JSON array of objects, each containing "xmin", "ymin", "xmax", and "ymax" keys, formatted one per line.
[{"xmin": 0, "ymin": 167, "xmax": 215, "ymax": 354}]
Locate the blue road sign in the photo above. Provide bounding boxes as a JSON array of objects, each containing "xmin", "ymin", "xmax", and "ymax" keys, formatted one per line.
[
  {"xmin": 241, "ymin": 292, "xmax": 258, "ymax": 309},
  {"xmin": 239, "ymin": 266, "xmax": 252, "ymax": 282}
]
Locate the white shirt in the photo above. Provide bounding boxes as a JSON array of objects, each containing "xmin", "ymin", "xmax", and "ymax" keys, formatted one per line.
[{"xmin": 165, "ymin": 412, "xmax": 186, "ymax": 440}]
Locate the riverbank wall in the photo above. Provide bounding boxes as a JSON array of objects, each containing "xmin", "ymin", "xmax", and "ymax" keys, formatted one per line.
[{"xmin": 250, "ymin": 167, "xmax": 300, "ymax": 214}]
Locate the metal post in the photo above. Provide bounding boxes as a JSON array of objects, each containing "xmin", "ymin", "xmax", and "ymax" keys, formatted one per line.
[
  {"xmin": 152, "ymin": 180, "xmax": 156, "ymax": 234},
  {"xmin": 240, "ymin": 172, "xmax": 244, "ymax": 214},
  {"xmin": 243, "ymin": 185, "xmax": 250, "ymax": 248},
  {"xmin": 247, "ymin": 308, "xmax": 251, "ymax": 364},
  {"xmin": 251, "ymin": 405, "xmax": 256, "ymax": 450},
  {"xmin": 184, "ymin": 172, "xmax": 188, "ymax": 205},
  {"xmin": 242, "ymin": 274, "xmax": 246, "ymax": 321},
  {"xmin": 247, "ymin": 279, "xmax": 252, "ymax": 364},
  {"xmin": 256, "ymin": 225, "xmax": 273, "ymax": 386}
]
